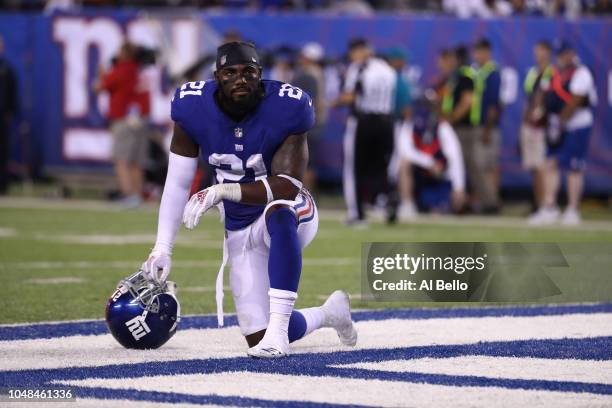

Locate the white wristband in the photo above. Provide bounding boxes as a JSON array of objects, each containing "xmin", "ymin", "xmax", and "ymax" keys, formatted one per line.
[
  {"xmin": 260, "ymin": 178, "xmax": 274, "ymax": 203},
  {"xmin": 216, "ymin": 183, "xmax": 242, "ymax": 203}
]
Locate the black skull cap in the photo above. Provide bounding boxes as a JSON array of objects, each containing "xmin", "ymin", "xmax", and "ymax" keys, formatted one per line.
[{"xmin": 216, "ymin": 41, "xmax": 261, "ymax": 71}]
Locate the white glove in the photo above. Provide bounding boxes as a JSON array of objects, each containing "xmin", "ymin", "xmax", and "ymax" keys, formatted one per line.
[
  {"xmin": 182, "ymin": 186, "xmax": 222, "ymax": 230},
  {"xmin": 183, "ymin": 184, "xmax": 241, "ymax": 230},
  {"xmin": 141, "ymin": 250, "xmax": 172, "ymax": 283}
]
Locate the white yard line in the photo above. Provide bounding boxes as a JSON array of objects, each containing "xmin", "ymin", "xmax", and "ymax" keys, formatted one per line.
[
  {"xmin": 42, "ymin": 399, "xmax": 211, "ymax": 408},
  {"xmin": 1, "ymin": 258, "xmax": 357, "ymax": 270},
  {"xmin": 57, "ymin": 371, "xmax": 612, "ymax": 408},
  {"xmin": 0, "ymin": 197, "xmax": 158, "ymax": 212},
  {"xmin": 2, "ymin": 197, "xmax": 611, "ymax": 231},
  {"xmin": 30, "ymin": 233, "xmax": 223, "ymax": 249},
  {"xmin": 335, "ymin": 356, "xmax": 612, "ymax": 385},
  {"xmin": 24, "ymin": 277, "xmax": 87, "ymax": 285}
]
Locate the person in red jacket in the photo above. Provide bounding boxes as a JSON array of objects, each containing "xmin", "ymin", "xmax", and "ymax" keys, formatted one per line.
[{"xmin": 96, "ymin": 42, "xmax": 148, "ymax": 208}]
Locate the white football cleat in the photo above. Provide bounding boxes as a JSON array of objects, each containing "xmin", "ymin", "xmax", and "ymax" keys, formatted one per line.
[
  {"xmin": 561, "ymin": 207, "xmax": 581, "ymax": 226},
  {"xmin": 247, "ymin": 337, "xmax": 289, "ymax": 359},
  {"xmin": 322, "ymin": 290, "xmax": 358, "ymax": 347},
  {"xmin": 398, "ymin": 201, "xmax": 418, "ymax": 221},
  {"xmin": 527, "ymin": 206, "xmax": 560, "ymax": 225}
]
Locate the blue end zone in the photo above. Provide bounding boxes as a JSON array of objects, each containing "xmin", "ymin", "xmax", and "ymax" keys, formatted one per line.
[
  {"xmin": 0, "ymin": 305, "xmax": 611, "ymax": 406},
  {"xmin": 0, "ymin": 337, "xmax": 611, "ymax": 403},
  {"xmin": 1, "ymin": 303, "xmax": 611, "ymax": 341}
]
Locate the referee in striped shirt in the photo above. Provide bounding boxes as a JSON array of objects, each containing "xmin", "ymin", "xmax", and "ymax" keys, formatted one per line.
[{"xmin": 336, "ymin": 38, "xmax": 397, "ymax": 225}]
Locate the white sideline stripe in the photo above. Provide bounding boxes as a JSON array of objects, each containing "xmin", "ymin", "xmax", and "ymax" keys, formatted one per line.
[
  {"xmin": 57, "ymin": 372, "xmax": 612, "ymax": 408},
  {"xmin": 2, "ymin": 258, "xmax": 356, "ymax": 270},
  {"xmin": 3, "ymin": 196, "xmax": 612, "ymax": 232},
  {"xmin": 1, "ymin": 313, "xmax": 611, "ymax": 371},
  {"xmin": 316, "ymin": 209, "xmax": 612, "ymax": 232},
  {"xmin": 0, "ymin": 227, "xmax": 16, "ymax": 237},
  {"xmin": 24, "ymin": 277, "xmax": 87, "ymax": 285},
  {"xmin": 335, "ymin": 356, "xmax": 612, "ymax": 385}
]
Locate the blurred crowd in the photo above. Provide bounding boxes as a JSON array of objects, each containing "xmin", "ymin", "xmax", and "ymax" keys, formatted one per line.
[
  {"xmin": 168, "ymin": 30, "xmax": 594, "ymax": 226},
  {"xmin": 0, "ymin": 17, "xmax": 599, "ymax": 227},
  {"xmin": 2, "ymin": 0, "xmax": 611, "ymax": 16},
  {"xmin": 94, "ymin": 27, "xmax": 593, "ymax": 225}
]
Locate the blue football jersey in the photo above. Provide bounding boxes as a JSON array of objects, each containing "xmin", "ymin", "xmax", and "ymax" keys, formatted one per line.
[{"xmin": 171, "ymin": 79, "xmax": 315, "ymax": 231}]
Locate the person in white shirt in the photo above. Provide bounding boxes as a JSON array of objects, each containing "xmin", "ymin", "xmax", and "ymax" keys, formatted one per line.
[
  {"xmin": 529, "ymin": 41, "xmax": 597, "ymax": 226},
  {"xmin": 521, "ymin": 40, "xmax": 553, "ymax": 211},
  {"xmin": 395, "ymin": 100, "xmax": 466, "ymax": 214}
]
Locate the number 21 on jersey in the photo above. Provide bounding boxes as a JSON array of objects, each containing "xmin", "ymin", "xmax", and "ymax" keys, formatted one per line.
[
  {"xmin": 179, "ymin": 81, "xmax": 205, "ymax": 99},
  {"xmin": 209, "ymin": 154, "xmax": 267, "ymax": 183}
]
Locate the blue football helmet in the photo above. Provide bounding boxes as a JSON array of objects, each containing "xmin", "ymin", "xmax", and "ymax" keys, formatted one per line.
[{"xmin": 105, "ymin": 270, "xmax": 180, "ymax": 349}]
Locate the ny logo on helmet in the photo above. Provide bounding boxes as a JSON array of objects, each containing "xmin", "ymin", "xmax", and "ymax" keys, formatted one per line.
[{"xmin": 125, "ymin": 311, "xmax": 151, "ymax": 341}]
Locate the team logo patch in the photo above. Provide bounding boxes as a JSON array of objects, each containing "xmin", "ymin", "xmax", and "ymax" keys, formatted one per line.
[
  {"xmin": 125, "ymin": 311, "xmax": 150, "ymax": 341},
  {"xmin": 196, "ymin": 190, "xmax": 208, "ymax": 203},
  {"xmin": 234, "ymin": 128, "xmax": 243, "ymax": 138},
  {"xmin": 220, "ymin": 55, "xmax": 227, "ymax": 66}
]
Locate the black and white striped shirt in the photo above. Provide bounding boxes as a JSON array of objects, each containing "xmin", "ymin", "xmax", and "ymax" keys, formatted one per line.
[{"xmin": 344, "ymin": 57, "xmax": 396, "ymax": 115}]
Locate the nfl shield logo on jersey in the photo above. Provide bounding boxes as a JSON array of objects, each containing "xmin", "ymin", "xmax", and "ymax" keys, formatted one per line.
[{"xmin": 234, "ymin": 128, "xmax": 243, "ymax": 138}]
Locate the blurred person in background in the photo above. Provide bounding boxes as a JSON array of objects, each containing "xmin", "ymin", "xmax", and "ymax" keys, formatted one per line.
[
  {"xmin": 547, "ymin": 0, "xmax": 582, "ymax": 18},
  {"xmin": 521, "ymin": 40, "xmax": 552, "ymax": 212},
  {"xmin": 529, "ymin": 41, "xmax": 596, "ymax": 226},
  {"xmin": 335, "ymin": 38, "xmax": 397, "ymax": 226},
  {"xmin": 268, "ymin": 46, "xmax": 294, "ymax": 84},
  {"xmin": 328, "ymin": 0, "xmax": 374, "ymax": 15},
  {"xmin": 583, "ymin": 0, "xmax": 612, "ymax": 14},
  {"xmin": 509, "ymin": 0, "xmax": 546, "ymax": 15},
  {"xmin": 95, "ymin": 42, "xmax": 148, "ymax": 208},
  {"xmin": 0, "ymin": 35, "xmax": 17, "ymax": 195},
  {"xmin": 396, "ymin": 99, "xmax": 465, "ymax": 214},
  {"xmin": 468, "ymin": 37, "xmax": 502, "ymax": 214},
  {"xmin": 292, "ymin": 42, "xmax": 326, "ymax": 193},
  {"xmin": 442, "ymin": 0, "xmax": 512, "ymax": 18},
  {"xmin": 384, "ymin": 47, "xmax": 416, "ymax": 220},
  {"xmin": 431, "ymin": 47, "xmax": 473, "ymax": 213}
]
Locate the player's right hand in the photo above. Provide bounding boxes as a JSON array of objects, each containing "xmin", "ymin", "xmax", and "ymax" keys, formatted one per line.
[
  {"xmin": 182, "ymin": 186, "xmax": 222, "ymax": 230},
  {"xmin": 141, "ymin": 250, "xmax": 172, "ymax": 283}
]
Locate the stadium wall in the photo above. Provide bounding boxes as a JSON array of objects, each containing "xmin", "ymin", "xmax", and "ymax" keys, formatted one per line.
[{"xmin": 0, "ymin": 11, "xmax": 611, "ymax": 193}]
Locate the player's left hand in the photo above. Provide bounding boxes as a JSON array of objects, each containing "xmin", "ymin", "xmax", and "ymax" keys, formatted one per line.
[{"xmin": 183, "ymin": 186, "xmax": 222, "ymax": 229}]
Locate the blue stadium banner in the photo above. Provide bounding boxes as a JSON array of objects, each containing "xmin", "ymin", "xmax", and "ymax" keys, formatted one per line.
[{"xmin": 0, "ymin": 11, "xmax": 610, "ymax": 192}]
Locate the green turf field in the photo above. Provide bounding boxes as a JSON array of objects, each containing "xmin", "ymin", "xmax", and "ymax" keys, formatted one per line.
[{"xmin": 1, "ymin": 198, "xmax": 611, "ymax": 324}]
